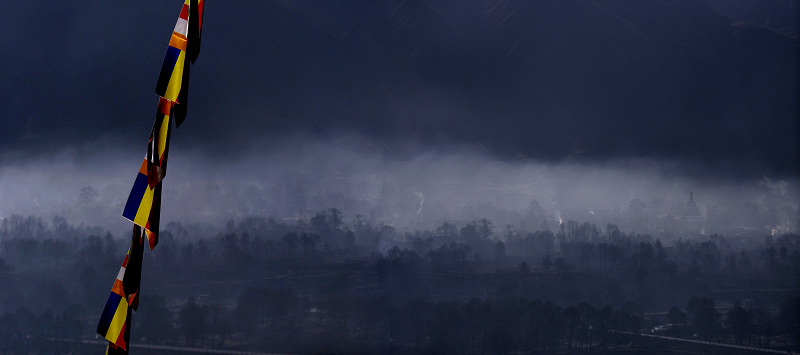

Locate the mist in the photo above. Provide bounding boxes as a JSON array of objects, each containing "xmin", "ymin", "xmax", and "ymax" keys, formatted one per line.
[
  {"xmin": 2, "ymin": 135, "xmax": 799, "ymax": 354},
  {"xmin": 2, "ymin": 134, "xmax": 797, "ymax": 239}
]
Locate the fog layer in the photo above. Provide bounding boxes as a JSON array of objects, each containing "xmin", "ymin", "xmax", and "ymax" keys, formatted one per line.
[{"xmin": 1, "ymin": 135, "xmax": 796, "ymax": 238}]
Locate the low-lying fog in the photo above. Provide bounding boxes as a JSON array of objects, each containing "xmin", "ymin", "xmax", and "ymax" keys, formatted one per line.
[{"xmin": 1, "ymin": 134, "xmax": 796, "ymax": 239}]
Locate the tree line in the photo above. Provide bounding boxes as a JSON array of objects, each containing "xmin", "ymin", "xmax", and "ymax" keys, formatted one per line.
[{"xmin": 0, "ymin": 210, "xmax": 798, "ymax": 353}]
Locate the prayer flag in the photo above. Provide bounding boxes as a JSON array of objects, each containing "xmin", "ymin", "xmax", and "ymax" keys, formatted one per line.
[
  {"xmin": 155, "ymin": 0, "xmax": 191, "ymax": 102},
  {"xmin": 156, "ymin": 0, "xmax": 203, "ymax": 127},
  {"xmin": 122, "ymin": 99, "xmax": 172, "ymax": 249},
  {"xmin": 97, "ymin": 226, "xmax": 145, "ymax": 350},
  {"xmin": 121, "ymin": 162, "xmax": 162, "ymax": 250}
]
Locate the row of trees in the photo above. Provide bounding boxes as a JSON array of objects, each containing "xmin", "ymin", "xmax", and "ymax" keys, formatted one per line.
[
  {"xmin": 2, "ymin": 212, "xmax": 798, "ymax": 278},
  {"xmin": 1, "ymin": 211, "xmax": 798, "ymax": 353},
  {"xmin": 0, "ymin": 305, "xmax": 88, "ymax": 354},
  {"xmin": 4, "ymin": 290, "xmax": 792, "ymax": 354},
  {"xmin": 2, "ymin": 212, "xmax": 798, "ymax": 313}
]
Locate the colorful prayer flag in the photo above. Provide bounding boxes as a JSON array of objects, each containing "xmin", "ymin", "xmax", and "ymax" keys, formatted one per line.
[
  {"xmin": 155, "ymin": 0, "xmax": 190, "ymax": 102},
  {"xmin": 122, "ymin": 98, "xmax": 172, "ymax": 249},
  {"xmin": 156, "ymin": 0, "xmax": 204, "ymax": 127},
  {"xmin": 97, "ymin": 226, "xmax": 145, "ymax": 350},
  {"xmin": 121, "ymin": 161, "xmax": 162, "ymax": 250},
  {"xmin": 147, "ymin": 98, "xmax": 173, "ymax": 186}
]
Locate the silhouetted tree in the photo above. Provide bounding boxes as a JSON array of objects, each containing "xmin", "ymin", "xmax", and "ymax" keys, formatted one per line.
[
  {"xmin": 577, "ymin": 301, "xmax": 596, "ymax": 349},
  {"xmin": 300, "ymin": 233, "xmax": 320, "ymax": 254},
  {"xmin": 352, "ymin": 214, "xmax": 367, "ymax": 233},
  {"xmin": 503, "ymin": 224, "xmax": 518, "ymax": 241},
  {"xmin": 667, "ymin": 305, "xmax": 688, "ymax": 335},
  {"xmin": 596, "ymin": 304, "xmax": 614, "ymax": 350},
  {"xmin": 687, "ymin": 296, "xmax": 720, "ymax": 341},
  {"xmin": 178, "ymin": 297, "xmax": 208, "ymax": 347},
  {"xmin": 621, "ymin": 301, "xmax": 643, "ymax": 334},
  {"xmin": 727, "ymin": 301, "xmax": 751, "ymax": 345},
  {"xmin": 435, "ymin": 222, "xmax": 458, "ymax": 238},
  {"xmin": 208, "ymin": 303, "xmax": 230, "ymax": 348},
  {"xmin": 378, "ymin": 248, "xmax": 427, "ymax": 304},
  {"xmin": 753, "ymin": 306, "xmax": 773, "ymax": 347},
  {"xmin": 562, "ymin": 305, "xmax": 580, "ymax": 349},
  {"xmin": 136, "ymin": 294, "xmax": 173, "ymax": 345}
]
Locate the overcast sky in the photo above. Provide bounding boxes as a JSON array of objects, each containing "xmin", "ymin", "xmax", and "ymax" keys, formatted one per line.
[{"xmin": 0, "ymin": 0, "xmax": 798, "ymax": 232}]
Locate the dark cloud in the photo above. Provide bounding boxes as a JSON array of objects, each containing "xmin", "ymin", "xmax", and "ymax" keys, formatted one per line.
[{"xmin": 0, "ymin": 0, "xmax": 797, "ymax": 179}]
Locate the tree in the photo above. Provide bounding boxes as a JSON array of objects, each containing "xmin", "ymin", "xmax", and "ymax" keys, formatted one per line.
[
  {"xmin": 562, "ymin": 305, "xmax": 581, "ymax": 349},
  {"xmin": 753, "ymin": 307, "xmax": 773, "ymax": 347},
  {"xmin": 577, "ymin": 301, "xmax": 597, "ymax": 349},
  {"xmin": 178, "ymin": 297, "xmax": 208, "ymax": 347},
  {"xmin": 311, "ymin": 208, "xmax": 344, "ymax": 236},
  {"xmin": 300, "ymin": 233, "xmax": 320, "ymax": 254},
  {"xmin": 605, "ymin": 223, "xmax": 621, "ymax": 241},
  {"xmin": 208, "ymin": 303, "xmax": 230, "ymax": 348},
  {"xmin": 311, "ymin": 208, "xmax": 346, "ymax": 248},
  {"xmin": 687, "ymin": 296, "xmax": 720, "ymax": 341},
  {"xmin": 328, "ymin": 208, "xmax": 344, "ymax": 231},
  {"xmin": 595, "ymin": 305, "xmax": 614, "ymax": 350},
  {"xmin": 136, "ymin": 294, "xmax": 173, "ymax": 345},
  {"xmin": 727, "ymin": 301, "xmax": 751, "ymax": 345},
  {"xmin": 435, "ymin": 222, "xmax": 458, "ymax": 237},
  {"xmin": 503, "ymin": 224, "xmax": 518, "ymax": 241},
  {"xmin": 621, "ymin": 301, "xmax": 643, "ymax": 334},
  {"xmin": 461, "ymin": 218, "xmax": 493, "ymax": 241},
  {"xmin": 352, "ymin": 214, "xmax": 367, "ymax": 234},
  {"xmin": 35, "ymin": 309, "xmax": 55, "ymax": 347},
  {"xmin": 526, "ymin": 200, "xmax": 545, "ymax": 220},
  {"xmin": 667, "ymin": 306, "xmax": 688, "ymax": 335},
  {"xmin": 460, "ymin": 222, "xmax": 479, "ymax": 241}
]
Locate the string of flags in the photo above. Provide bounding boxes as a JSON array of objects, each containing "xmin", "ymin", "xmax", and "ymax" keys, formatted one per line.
[{"xmin": 97, "ymin": 1, "xmax": 204, "ymax": 353}]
